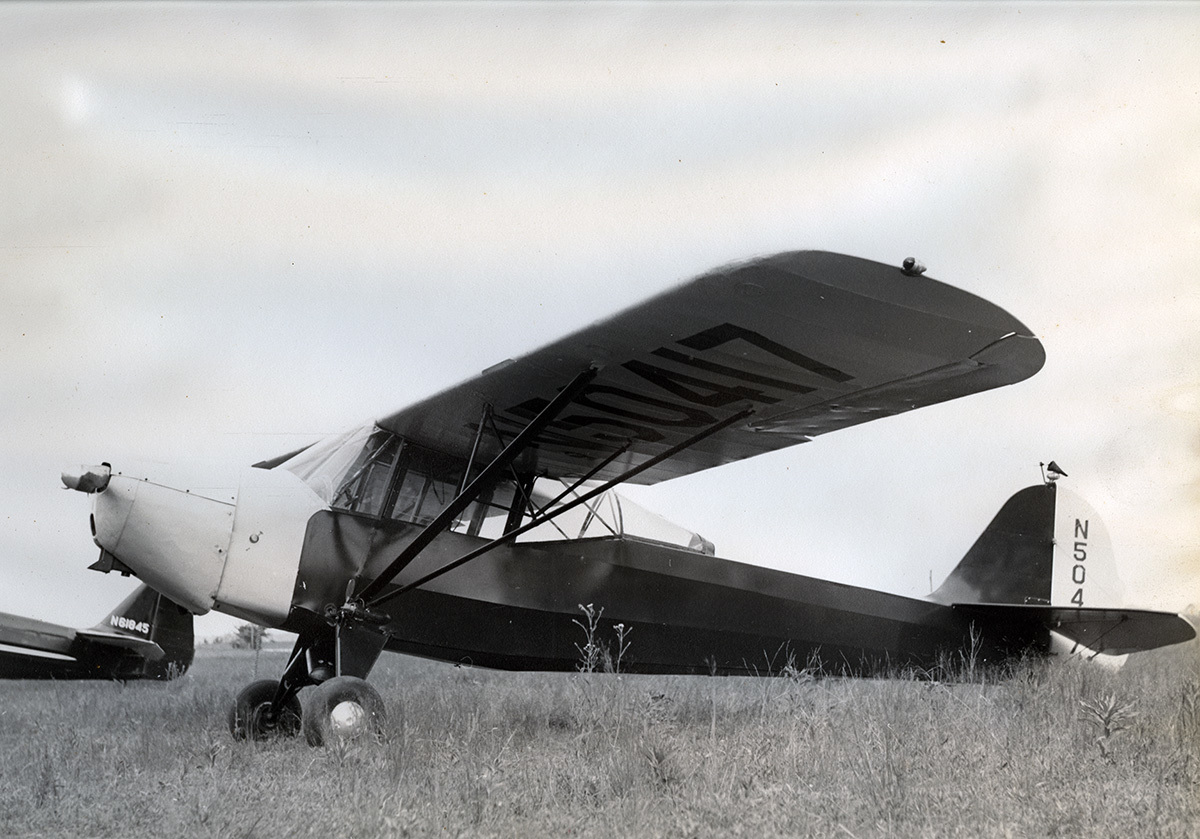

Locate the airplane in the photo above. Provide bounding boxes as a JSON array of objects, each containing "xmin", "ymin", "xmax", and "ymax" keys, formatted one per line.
[
  {"xmin": 58, "ymin": 250, "xmax": 1194, "ymax": 744},
  {"xmin": 0, "ymin": 582, "xmax": 194, "ymax": 680}
]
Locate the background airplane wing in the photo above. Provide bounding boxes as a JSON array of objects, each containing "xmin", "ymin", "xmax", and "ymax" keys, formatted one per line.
[
  {"xmin": 0, "ymin": 612, "xmax": 76, "ymax": 657},
  {"xmin": 374, "ymin": 251, "xmax": 1045, "ymax": 485},
  {"xmin": 0, "ymin": 613, "xmax": 165, "ymax": 670}
]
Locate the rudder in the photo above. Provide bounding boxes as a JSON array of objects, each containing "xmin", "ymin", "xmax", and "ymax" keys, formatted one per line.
[{"xmin": 1049, "ymin": 485, "xmax": 1124, "ymax": 609}]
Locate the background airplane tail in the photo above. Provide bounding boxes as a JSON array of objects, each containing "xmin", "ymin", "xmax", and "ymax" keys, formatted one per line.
[
  {"xmin": 931, "ymin": 481, "xmax": 1194, "ymax": 656},
  {"xmin": 81, "ymin": 584, "xmax": 195, "ymax": 679}
]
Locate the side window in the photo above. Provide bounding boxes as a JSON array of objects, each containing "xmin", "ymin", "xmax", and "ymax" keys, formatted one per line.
[
  {"xmin": 331, "ymin": 430, "xmax": 402, "ymax": 517},
  {"xmin": 388, "ymin": 446, "xmax": 465, "ymax": 525},
  {"xmin": 468, "ymin": 480, "xmax": 521, "ymax": 539},
  {"xmin": 390, "ymin": 469, "xmax": 427, "ymax": 523},
  {"xmin": 386, "ymin": 442, "xmax": 525, "ymax": 536}
]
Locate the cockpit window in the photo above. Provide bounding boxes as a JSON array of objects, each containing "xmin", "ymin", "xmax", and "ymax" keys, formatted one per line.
[
  {"xmin": 278, "ymin": 423, "xmax": 402, "ymax": 516},
  {"xmin": 469, "ymin": 480, "xmax": 520, "ymax": 539},
  {"xmin": 332, "ymin": 430, "xmax": 402, "ymax": 516},
  {"xmin": 388, "ymin": 444, "xmax": 526, "ymax": 538},
  {"xmin": 279, "ymin": 423, "xmax": 527, "ymax": 532},
  {"xmin": 389, "ymin": 446, "xmax": 463, "ymax": 525},
  {"xmin": 277, "ymin": 423, "xmax": 711, "ymax": 551},
  {"xmin": 277, "ymin": 423, "xmax": 379, "ymax": 505}
]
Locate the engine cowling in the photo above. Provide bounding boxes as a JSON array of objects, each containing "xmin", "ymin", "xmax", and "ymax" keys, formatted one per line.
[{"xmin": 73, "ymin": 464, "xmax": 326, "ymax": 625}]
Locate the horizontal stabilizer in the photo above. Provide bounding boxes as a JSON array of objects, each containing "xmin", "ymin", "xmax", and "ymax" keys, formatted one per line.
[
  {"xmin": 75, "ymin": 629, "xmax": 165, "ymax": 661},
  {"xmin": 953, "ymin": 603, "xmax": 1196, "ymax": 655}
]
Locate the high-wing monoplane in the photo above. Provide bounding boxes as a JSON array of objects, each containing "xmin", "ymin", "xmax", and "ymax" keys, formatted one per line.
[
  {"xmin": 59, "ymin": 251, "xmax": 1194, "ymax": 743},
  {"xmin": 0, "ymin": 582, "xmax": 193, "ymax": 680}
]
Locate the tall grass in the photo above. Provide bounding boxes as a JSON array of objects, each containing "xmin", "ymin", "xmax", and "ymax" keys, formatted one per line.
[{"xmin": 1, "ymin": 639, "xmax": 1196, "ymax": 838}]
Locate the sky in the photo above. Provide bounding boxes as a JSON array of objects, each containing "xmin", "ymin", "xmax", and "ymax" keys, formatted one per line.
[{"xmin": 2, "ymin": 2, "xmax": 1198, "ymax": 641}]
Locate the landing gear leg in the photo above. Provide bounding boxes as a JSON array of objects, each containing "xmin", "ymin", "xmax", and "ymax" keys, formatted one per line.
[{"xmin": 226, "ymin": 626, "xmax": 388, "ymax": 745}]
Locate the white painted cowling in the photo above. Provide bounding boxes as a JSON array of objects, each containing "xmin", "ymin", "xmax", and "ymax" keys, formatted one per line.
[
  {"xmin": 89, "ymin": 465, "xmax": 326, "ymax": 625},
  {"xmin": 91, "ymin": 472, "xmax": 234, "ymax": 616},
  {"xmin": 217, "ymin": 466, "xmax": 327, "ymax": 624}
]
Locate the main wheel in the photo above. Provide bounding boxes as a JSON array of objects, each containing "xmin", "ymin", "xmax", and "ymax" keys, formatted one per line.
[
  {"xmin": 228, "ymin": 679, "xmax": 303, "ymax": 741},
  {"xmin": 302, "ymin": 676, "xmax": 387, "ymax": 747}
]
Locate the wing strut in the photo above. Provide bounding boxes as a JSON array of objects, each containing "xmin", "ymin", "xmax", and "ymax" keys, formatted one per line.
[
  {"xmin": 359, "ymin": 439, "xmax": 631, "ymax": 613},
  {"xmin": 456, "ymin": 404, "xmax": 492, "ymax": 496},
  {"xmin": 467, "ymin": 402, "xmax": 574, "ymax": 540},
  {"xmin": 365, "ymin": 406, "xmax": 756, "ymax": 611},
  {"xmin": 353, "ymin": 366, "xmax": 599, "ymax": 606},
  {"xmin": 1080, "ymin": 612, "xmax": 1128, "ymax": 656}
]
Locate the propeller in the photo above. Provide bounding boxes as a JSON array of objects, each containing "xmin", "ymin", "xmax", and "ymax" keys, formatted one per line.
[{"xmin": 62, "ymin": 463, "xmax": 111, "ymax": 493}]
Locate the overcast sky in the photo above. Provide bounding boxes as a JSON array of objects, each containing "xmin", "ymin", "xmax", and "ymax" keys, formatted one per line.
[{"xmin": 2, "ymin": 2, "xmax": 1197, "ymax": 640}]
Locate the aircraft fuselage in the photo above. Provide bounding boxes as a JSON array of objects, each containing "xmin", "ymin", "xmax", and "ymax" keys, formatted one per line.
[
  {"xmin": 286, "ymin": 511, "xmax": 1043, "ymax": 677},
  {"xmin": 80, "ymin": 461, "xmax": 1048, "ymax": 681}
]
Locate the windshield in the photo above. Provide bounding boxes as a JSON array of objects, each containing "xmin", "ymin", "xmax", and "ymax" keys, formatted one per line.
[
  {"xmin": 278, "ymin": 423, "xmax": 380, "ymax": 506},
  {"xmin": 278, "ymin": 423, "xmax": 712, "ymax": 552},
  {"xmin": 278, "ymin": 423, "xmax": 521, "ymax": 533}
]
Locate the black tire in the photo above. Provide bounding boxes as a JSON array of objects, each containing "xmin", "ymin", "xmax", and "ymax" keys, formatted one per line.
[
  {"xmin": 228, "ymin": 679, "xmax": 303, "ymax": 741},
  {"xmin": 302, "ymin": 676, "xmax": 387, "ymax": 747}
]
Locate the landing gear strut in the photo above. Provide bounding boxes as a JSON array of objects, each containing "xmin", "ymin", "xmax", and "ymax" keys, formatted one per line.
[{"xmin": 227, "ymin": 625, "xmax": 388, "ymax": 744}]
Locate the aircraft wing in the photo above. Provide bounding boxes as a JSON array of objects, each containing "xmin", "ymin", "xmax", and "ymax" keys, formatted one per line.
[
  {"xmin": 955, "ymin": 603, "xmax": 1197, "ymax": 655},
  {"xmin": 375, "ymin": 251, "xmax": 1045, "ymax": 485},
  {"xmin": 0, "ymin": 612, "xmax": 76, "ymax": 658},
  {"xmin": 0, "ymin": 614, "xmax": 166, "ymax": 663}
]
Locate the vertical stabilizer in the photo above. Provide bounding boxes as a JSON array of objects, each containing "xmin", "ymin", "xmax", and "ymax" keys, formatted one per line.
[
  {"xmin": 932, "ymin": 477, "xmax": 1192, "ymax": 656},
  {"xmin": 931, "ymin": 484, "xmax": 1056, "ymax": 605},
  {"xmin": 90, "ymin": 584, "xmax": 195, "ymax": 678},
  {"xmin": 932, "ymin": 482, "xmax": 1128, "ymax": 609}
]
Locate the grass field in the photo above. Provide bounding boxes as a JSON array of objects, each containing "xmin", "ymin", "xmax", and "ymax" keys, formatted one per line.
[{"xmin": 2, "ymin": 636, "xmax": 1197, "ymax": 839}]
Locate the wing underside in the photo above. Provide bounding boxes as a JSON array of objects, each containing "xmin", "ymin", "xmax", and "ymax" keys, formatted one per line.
[
  {"xmin": 0, "ymin": 612, "xmax": 76, "ymax": 657},
  {"xmin": 366, "ymin": 251, "xmax": 1045, "ymax": 485}
]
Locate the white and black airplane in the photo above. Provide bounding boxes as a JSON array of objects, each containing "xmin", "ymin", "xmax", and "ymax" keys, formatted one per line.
[
  {"xmin": 59, "ymin": 251, "xmax": 1194, "ymax": 744},
  {"xmin": 0, "ymin": 583, "xmax": 193, "ymax": 680}
]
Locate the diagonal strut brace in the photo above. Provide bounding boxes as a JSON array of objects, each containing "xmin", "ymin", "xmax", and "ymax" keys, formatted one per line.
[
  {"xmin": 352, "ymin": 366, "xmax": 599, "ymax": 606},
  {"xmin": 366, "ymin": 406, "xmax": 756, "ymax": 611}
]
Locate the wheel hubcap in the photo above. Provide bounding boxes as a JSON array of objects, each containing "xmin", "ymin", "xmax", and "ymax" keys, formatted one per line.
[
  {"xmin": 329, "ymin": 700, "xmax": 368, "ymax": 737},
  {"xmin": 251, "ymin": 705, "xmax": 278, "ymax": 734}
]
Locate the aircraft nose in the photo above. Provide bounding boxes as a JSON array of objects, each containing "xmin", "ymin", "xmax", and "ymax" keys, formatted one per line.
[{"xmin": 62, "ymin": 463, "xmax": 112, "ymax": 493}]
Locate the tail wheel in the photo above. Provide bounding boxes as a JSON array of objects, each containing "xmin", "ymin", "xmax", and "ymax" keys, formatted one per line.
[
  {"xmin": 228, "ymin": 679, "xmax": 303, "ymax": 741},
  {"xmin": 302, "ymin": 675, "xmax": 387, "ymax": 747}
]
